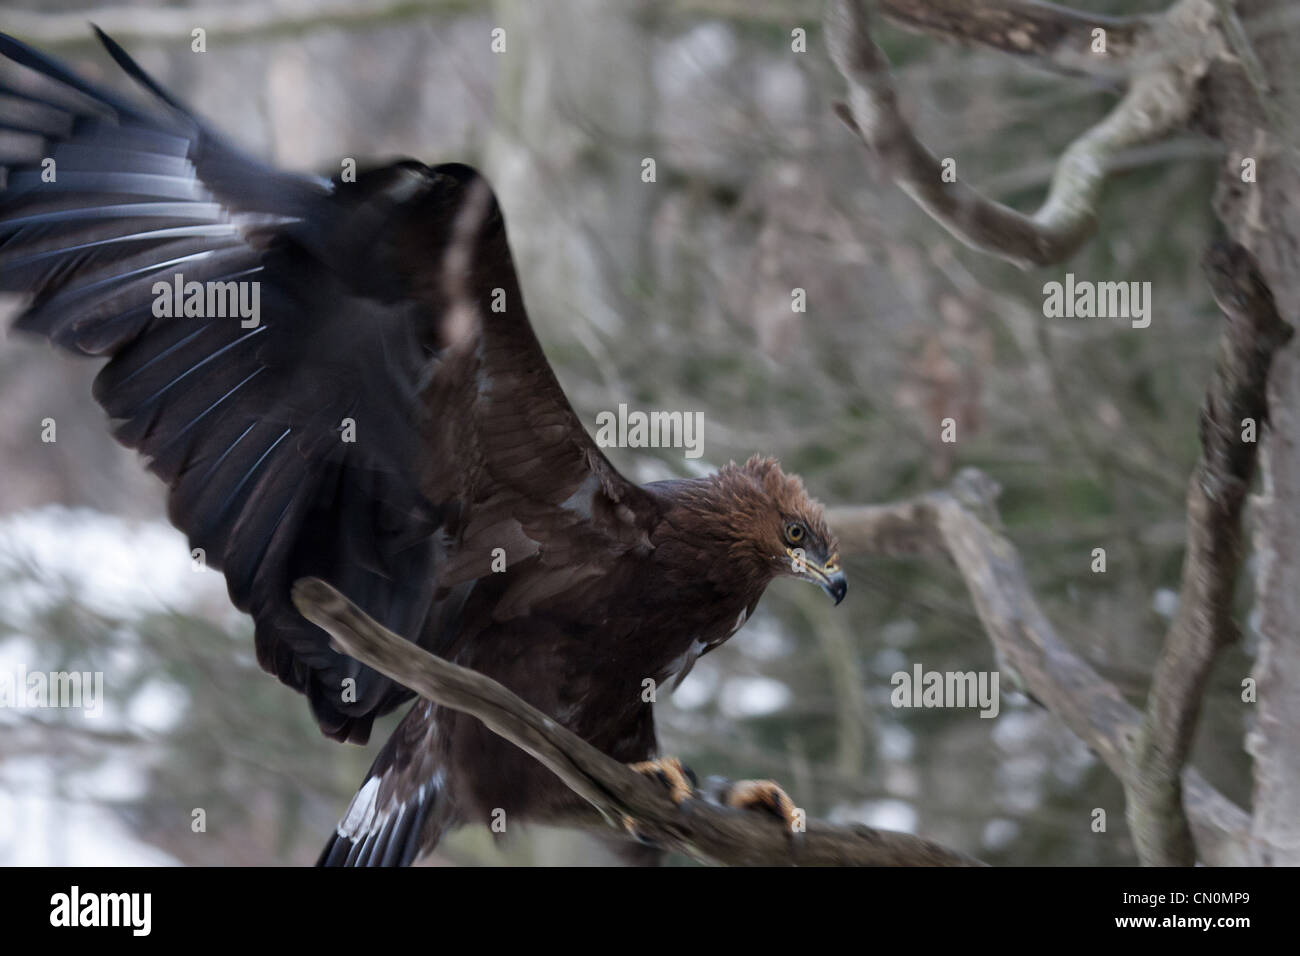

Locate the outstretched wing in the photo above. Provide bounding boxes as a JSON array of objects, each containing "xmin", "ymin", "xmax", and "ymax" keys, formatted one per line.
[{"xmin": 0, "ymin": 31, "xmax": 660, "ymax": 744}]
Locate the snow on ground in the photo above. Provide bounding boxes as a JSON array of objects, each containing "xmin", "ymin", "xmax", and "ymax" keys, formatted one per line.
[
  {"xmin": 0, "ymin": 506, "xmax": 234, "ymax": 865},
  {"xmin": 0, "ymin": 505, "xmax": 234, "ymax": 627},
  {"xmin": 0, "ymin": 757, "xmax": 180, "ymax": 866}
]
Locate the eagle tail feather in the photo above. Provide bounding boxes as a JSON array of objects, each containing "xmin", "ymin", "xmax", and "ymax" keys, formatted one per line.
[
  {"xmin": 317, "ymin": 721, "xmax": 450, "ymax": 867},
  {"xmin": 317, "ymin": 779, "xmax": 448, "ymax": 867}
]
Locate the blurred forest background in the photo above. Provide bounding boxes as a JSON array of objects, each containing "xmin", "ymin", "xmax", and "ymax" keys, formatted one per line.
[{"xmin": 0, "ymin": 0, "xmax": 1252, "ymax": 865}]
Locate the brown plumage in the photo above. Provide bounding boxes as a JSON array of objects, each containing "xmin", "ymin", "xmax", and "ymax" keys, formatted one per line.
[{"xmin": 0, "ymin": 31, "xmax": 846, "ymax": 866}]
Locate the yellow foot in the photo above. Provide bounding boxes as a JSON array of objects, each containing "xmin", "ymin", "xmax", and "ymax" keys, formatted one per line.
[
  {"xmin": 723, "ymin": 779, "xmax": 800, "ymax": 832},
  {"xmin": 628, "ymin": 756, "xmax": 696, "ymax": 805},
  {"xmin": 623, "ymin": 757, "xmax": 697, "ymax": 842}
]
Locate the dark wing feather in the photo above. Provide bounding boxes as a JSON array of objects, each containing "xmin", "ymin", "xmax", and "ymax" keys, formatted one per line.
[
  {"xmin": 0, "ymin": 32, "xmax": 449, "ymax": 742},
  {"xmin": 0, "ymin": 33, "xmax": 662, "ymax": 751}
]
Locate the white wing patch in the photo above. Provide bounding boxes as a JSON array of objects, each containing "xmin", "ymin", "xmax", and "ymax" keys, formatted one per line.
[{"xmin": 338, "ymin": 776, "xmax": 381, "ymax": 838}]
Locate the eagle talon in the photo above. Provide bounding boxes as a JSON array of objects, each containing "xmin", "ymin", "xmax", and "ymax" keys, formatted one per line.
[
  {"xmin": 628, "ymin": 757, "xmax": 697, "ymax": 806},
  {"xmin": 723, "ymin": 779, "xmax": 800, "ymax": 833}
]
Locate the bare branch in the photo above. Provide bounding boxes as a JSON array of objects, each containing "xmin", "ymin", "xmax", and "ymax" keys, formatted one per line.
[
  {"xmin": 290, "ymin": 578, "xmax": 983, "ymax": 867},
  {"xmin": 1126, "ymin": 240, "xmax": 1292, "ymax": 866},
  {"xmin": 823, "ymin": 0, "xmax": 1219, "ymax": 268},
  {"xmin": 830, "ymin": 469, "xmax": 1254, "ymax": 865},
  {"xmin": 825, "ymin": 497, "xmax": 946, "ymax": 558},
  {"xmin": 876, "ymin": 0, "xmax": 1149, "ymax": 77}
]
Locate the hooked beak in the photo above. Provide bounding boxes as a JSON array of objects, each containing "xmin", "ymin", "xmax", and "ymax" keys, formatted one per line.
[
  {"xmin": 820, "ymin": 569, "xmax": 848, "ymax": 606},
  {"xmin": 786, "ymin": 548, "xmax": 848, "ymax": 606}
]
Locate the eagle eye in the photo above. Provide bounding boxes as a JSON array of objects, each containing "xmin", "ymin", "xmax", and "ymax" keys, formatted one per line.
[{"xmin": 784, "ymin": 522, "xmax": 806, "ymax": 544}]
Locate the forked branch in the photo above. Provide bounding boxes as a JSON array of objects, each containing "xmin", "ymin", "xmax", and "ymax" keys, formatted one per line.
[{"xmin": 824, "ymin": 0, "xmax": 1222, "ymax": 268}]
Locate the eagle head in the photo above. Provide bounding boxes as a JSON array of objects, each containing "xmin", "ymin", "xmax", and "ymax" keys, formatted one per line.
[{"xmin": 717, "ymin": 455, "xmax": 847, "ymax": 605}]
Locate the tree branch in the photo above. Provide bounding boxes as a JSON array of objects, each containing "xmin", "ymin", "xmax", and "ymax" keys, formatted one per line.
[
  {"xmin": 829, "ymin": 468, "xmax": 1254, "ymax": 866},
  {"xmin": 290, "ymin": 577, "xmax": 983, "ymax": 867},
  {"xmin": 1126, "ymin": 240, "xmax": 1292, "ymax": 866},
  {"xmin": 876, "ymin": 0, "xmax": 1149, "ymax": 77},
  {"xmin": 824, "ymin": 0, "xmax": 1221, "ymax": 268}
]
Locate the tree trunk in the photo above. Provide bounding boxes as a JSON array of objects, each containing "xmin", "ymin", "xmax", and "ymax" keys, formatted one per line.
[{"xmin": 1209, "ymin": 0, "xmax": 1300, "ymax": 865}]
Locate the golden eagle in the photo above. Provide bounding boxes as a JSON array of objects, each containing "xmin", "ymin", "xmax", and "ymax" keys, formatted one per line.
[{"xmin": 0, "ymin": 30, "xmax": 846, "ymax": 866}]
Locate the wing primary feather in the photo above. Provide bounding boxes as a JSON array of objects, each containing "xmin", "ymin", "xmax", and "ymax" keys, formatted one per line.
[
  {"xmin": 111, "ymin": 321, "xmax": 214, "ymax": 387},
  {"xmin": 0, "ymin": 224, "xmax": 239, "ymax": 274},
  {"xmin": 0, "ymin": 201, "xmax": 225, "ymax": 230},
  {"xmin": 211, "ymin": 426, "xmax": 291, "ymax": 522},
  {"xmin": 196, "ymin": 420, "xmax": 257, "ymax": 485},
  {"xmin": 152, "ymin": 365, "xmax": 266, "ymax": 455},
  {"xmin": 124, "ymin": 324, "xmax": 266, "ymax": 413},
  {"xmin": 90, "ymin": 24, "xmax": 190, "ymax": 114},
  {"xmin": 36, "ymin": 248, "xmax": 218, "ymax": 307},
  {"xmin": 0, "ymin": 32, "xmax": 151, "ymax": 123},
  {"xmin": 3, "ymin": 170, "xmax": 207, "ymax": 199}
]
